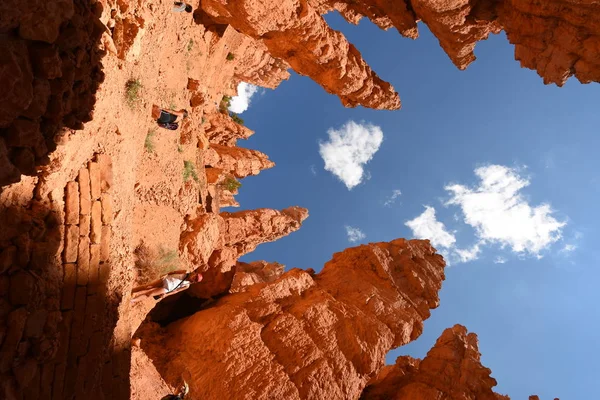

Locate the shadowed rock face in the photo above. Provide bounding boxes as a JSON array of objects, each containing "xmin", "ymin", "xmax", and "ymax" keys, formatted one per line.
[
  {"xmin": 361, "ymin": 324, "xmax": 510, "ymax": 400},
  {"xmin": 140, "ymin": 239, "xmax": 446, "ymax": 400},
  {"xmin": 197, "ymin": 0, "xmax": 599, "ymax": 110}
]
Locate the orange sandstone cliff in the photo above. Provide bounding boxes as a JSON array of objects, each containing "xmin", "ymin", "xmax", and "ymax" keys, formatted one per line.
[
  {"xmin": 361, "ymin": 324, "xmax": 510, "ymax": 400},
  {"xmin": 138, "ymin": 239, "xmax": 446, "ymax": 399}
]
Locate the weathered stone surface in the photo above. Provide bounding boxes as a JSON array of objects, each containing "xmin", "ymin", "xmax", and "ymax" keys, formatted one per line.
[
  {"xmin": 181, "ymin": 207, "xmax": 308, "ymax": 273},
  {"xmin": 230, "ymin": 261, "xmax": 285, "ymax": 293},
  {"xmin": 0, "ymin": 39, "xmax": 33, "ymax": 128},
  {"xmin": 78, "ymin": 168, "xmax": 91, "ymax": 215},
  {"xmin": 100, "ymin": 225, "xmax": 111, "ymax": 262},
  {"xmin": 18, "ymin": 0, "xmax": 75, "ymax": 43},
  {"xmin": 204, "ymin": 112, "xmax": 254, "ymax": 147},
  {"xmin": 64, "ymin": 225, "xmax": 79, "ymax": 263},
  {"xmin": 0, "ymin": 139, "xmax": 21, "ymax": 186},
  {"xmin": 361, "ymin": 324, "xmax": 508, "ymax": 400},
  {"xmin": 199, "ymin": 0, "xmax": 401, "ymax": 110},
  {"xmin": 90, "ymin": 201, "xmax": 102, "ymax": 244},
  {"xmin": 4, "ymin": 119, "xmax": 42, "ymax": 148},
  {"xmin": 9, "ymin": 271, "xmax": 35, "ymax": 306},
  {"xmin": 77, "ymin": 236, "xmax": 90, "ymax": 286},
  {"xmin": 0, "ymin": 307, "xmax": 28, "ymax": 373},
  {"xmin": 141, "ymin": 239, "xmax": 445, "ymax": 400},
  {"xmin": 88, "ymin": 162, "xmax": 101, "ymax": 200},
  {"xmin": 79, "ymin": 214, "xmax": 90, "ymax": 237},
  {"xmin": 204, "ymin": 144, "xmax": 275, "ymax": 179},
  {"xmin": 65, "ymin": 181, "xmax": 80, "ymax": 225},
  {"xmin": 101, "ymin": 193, "xmax": 113, "ymax": 224},
  {"xmin": 97, "ymin": 153, "xmax": 113, "ymax": 193}
]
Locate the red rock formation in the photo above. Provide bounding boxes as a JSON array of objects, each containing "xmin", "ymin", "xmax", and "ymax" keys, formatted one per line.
[
  {"xmin": 180, "ymin": 207, "xmax": 308, "ymax": 272},
  {"xmin": 139, "ymin": 239, "xmax": 445, "ymax": 400},
  {"xmin": 204, "ymin": 144, "xmax": 275, "ymax": 179},
  {"xmin": 203, "ymin": 112, "xmax": 255, "ymax": 147},
  {"xmin": 197, "ymin": 0, "xmax": 599, "ymax": 112},
  {"xmin": 198, "ymin": 0, "xmax": 401, "ymax": 110},
  {"xmin": 361, "ymin": 324, "xmax": 509, "ymax": 400},
  {"xmin": 230, "ymin": 260, "xmax": 285, "ymax": 293},
  {"xmin": 235, "ymin": 40, "xmax": 292, "ymax": 89}
]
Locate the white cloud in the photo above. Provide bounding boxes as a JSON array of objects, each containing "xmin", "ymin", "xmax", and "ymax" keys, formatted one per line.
[
  {"xmin": 494, "ymin": 256, "xmax": 507, "ymax": 264},
  {"xmin": 319, "ymin": 121, "xmax": 383, "ymax": 189},
  {"xmin": 310, "ymin": 165, "xmax": 317, "ymax": 175},
  {"xmin": 384, "ymin": 189, "xmax": 402, "ymax": 207},
  {"xmin": 453, "ymin": 243, "xmax": 482, "ymax": 263},
  {"xmin": 229, "ymin": 82, "xmax": 259, "ymax": 113},
  {"xmin": 445, "ymin": 165, "xmax": 565, "ymax": 256},
  {"xmin": 345, "ymin": 226, "xmax": 366, "ymax": 243},
  {"xmin": 405, "ymin": 206, "xmax": 456, "ymax": 249},
  {"xmin": 561, "ymin": 244, "xmax": 577, "ymax": 253}
]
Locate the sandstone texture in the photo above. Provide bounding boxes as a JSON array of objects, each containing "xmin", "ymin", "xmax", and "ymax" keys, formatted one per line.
[
  {"xmin": 195, "ymin": 0, "xmax": 600, "ymax": 112},
  {"xmin": 203, "ymin": 112, "xmax": 255, "ymax": 147},
  {"xmin": 230, "ymin": 260, "xmax": 285, "ymax": 293},
  {"xmin": 204, "ymin": 144, "xmax": 275, "ymax": 179},
  {"xmin": 180, "ymin": 206, "xmax": 308, "ymax": 273},
  {"xmin": 140, "ymin": 239, "xmax": 446, "ymax": 400},
  {"xmin": 361, "ymin": 324, "xmax": 509, "ymax": 400}
]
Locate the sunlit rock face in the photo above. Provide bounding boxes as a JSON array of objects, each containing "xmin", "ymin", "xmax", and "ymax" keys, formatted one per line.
[{"xmin": 140, "ymin": 239, "xmax": 446, "ymax": 400}]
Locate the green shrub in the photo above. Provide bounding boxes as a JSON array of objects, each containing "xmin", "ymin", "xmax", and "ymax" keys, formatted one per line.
[
  {"xmin": 226, "ymin": 52, "xmax": 235, "ymax": 61},
  {"xmin": 219, "ymin": 95, "xmax": 232, "ymax": 113},
  {"xmin": 183, "ymin": 160, "xmax": 199, "ymax": 182},
  {"xmin": 230, "ymin": 113, "xmax": 244, "ymax": 125},
  {"xmin": 134, "ymin": 243, "xmax": 180, "ymax": 284},
  {"xmin": 145, "ymin": 129, "xmax": 156, "ymax": 153},
  {"xmin": 187, "ymin": 39, "xmax": 194, "ymax": 52},
  {"xmin": 222, "ymin": 176, "xmax": 242, "ymax": 192},
  {"xmin": 125, "ymin": 79, "xmax": 143, "ymax": 109}
]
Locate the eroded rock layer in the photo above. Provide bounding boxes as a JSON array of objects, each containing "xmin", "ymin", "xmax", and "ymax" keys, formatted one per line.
[
  {"xmin": 361, "ymin": 324, "xmax": 509, "ymax": 400},
  {"xmin": 139, "ymin": 239, "xmax": 446, "ymax": 400},
  {"xmin": 197, "ymin": 0, "xmax": 599, "ymax": 111}
]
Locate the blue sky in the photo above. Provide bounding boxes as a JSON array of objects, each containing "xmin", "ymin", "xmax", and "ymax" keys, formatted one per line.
[{"xmin": 231, "ymin": 14, "xmax": 600, "ymax": 399}]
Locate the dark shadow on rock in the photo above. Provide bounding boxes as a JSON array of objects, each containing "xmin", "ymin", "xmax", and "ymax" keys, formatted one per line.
[{"xmin": 0, "ymin": 0, "xmax": 107, "ymax": 187}]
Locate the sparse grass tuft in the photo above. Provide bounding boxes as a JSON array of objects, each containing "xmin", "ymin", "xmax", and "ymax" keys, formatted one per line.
[
  {"xmin": 222, "ymin": 176, "xmax": 242, "ymax": 192},
  {"xmin": 183, "ymin": 160, "xmax": 199, "ymax": 182},
  {"xmin": 226, "ymin": 52, "xmax": 235, "ymax": 61},
  {"xmin": 187, "ymin": 39, "xmax": 194, "ymax": 52},
  {"xmin": 201, "ymin": 117, "xmax": 206, "ymax": 124},
  {"xmin": 219, "ymin": 96, "xmax": 231, "ymax": 113},
  {"xmin": 145, "ymin": 129, "xmax": 156, "ymax": 153},
  {"xmin": 134, "ymin": 243, "xmax": 180, "ymax": 284},
  {"xmin": 177, "ymin": 145, "xmax": 183, "ymax": 153},
  {"xmin": 125, "ymin": 79, "xmax": 143, "ymax": 109},
  {"xmin": 229, "ymin": 112, "xmax": 244, "ymax": 125}
]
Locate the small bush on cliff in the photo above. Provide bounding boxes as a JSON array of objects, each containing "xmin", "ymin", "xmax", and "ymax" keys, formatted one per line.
[
  {"xmin": 134, "ymin": 243, "xmax": 180, "ymax": 284},
  {"xmin": 222, "ymin": 176, "xmax": 242, "ymax": 192},
  {"xmin": 125, "ymin": 79, "xmax": 143, "ymax": 109},
  {"xmin": 219, "ymin": 96, "xmax": 231, "ymax": 113},
  {"xmin": 187, "ymin": 39, "xmax": 194, "ymax": 52},
  {"xmin": 183, "ymin": 160, "xmax": 199, "ymax": 182},
  {"xmin": 230, "ymin": 113, "xmax": 244, "ymax": 125},
  {"xmin": 226, "ymin": 52, "xmax": 235, "ymax": 61},
  {"xmin": 145, "ymin": 129, "xmax": 156, "ymax": 153}
]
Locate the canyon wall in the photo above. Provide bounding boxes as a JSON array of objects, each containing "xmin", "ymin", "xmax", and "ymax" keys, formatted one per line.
[
  {"xmin": 196, "ymin": 0, "xmax": 599, "ymax": 111},
  {"xmin": 138, "ymin": 239, "xmax": 446, "ymax": 399},
  {"xmin": 361, "ymin": 324, "xmax": 509, "ymax": 400}
]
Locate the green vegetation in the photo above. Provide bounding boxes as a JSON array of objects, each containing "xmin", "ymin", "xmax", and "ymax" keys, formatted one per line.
[
  {"xmin": 145, "ymin": 129, "xmax": 156, "ymax": 153},
  {"xmin": 134, "ymin": 244, "xmax": 180, "ymax": 284},
  {"xmin": 226, "ymin": 52, "xmax": 235, "ymax": 61},
  {"xmin": 219, "ymin": 95, "xmax": 232, "ymax": 113},
  {"xmin": 177, "ymin": 145, "xmax": 183, "ymax": 153},
  {"xmin": 183, "ymin": 160, "xmax": 199, "ymax": 182},
  {"xmin": 125, "ymin": 79, "xmax": 143, "ymax": 109},
  {"xmin": 187, "ymin": 39, "xmax": 194, "ymax": 52},
  {"xmin": 230, "ymin": 112, "xmax": 244, "ymax": 125},
  {"xmin": 222, "ymin": 176, "xmax": 242, "ymax": 192}
]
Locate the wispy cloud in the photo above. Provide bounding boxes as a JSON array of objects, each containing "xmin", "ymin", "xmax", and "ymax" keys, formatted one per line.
[
  {"xmin": 445, "ymin": 165, "xmax": 565, "ymax": 255},
  {"xmin": 345, "ymin": 225, "xmax": 366, "ymax": 243},
  {"xmin": 310, "ymin": 165, "xmax": 317, "ymax": 175},
  {"xmin": 405, "ymin": 206, "xmax": 456, "ymax": 249},
  {"xmin": 229, "ymin": 82, "xmax": 259, "ymax": 113},
  {"xmin": 384, "ymin": 189, "xmax": 402, "ymax": 207},
  {"xmin": 404, "ymin": 165, "xmax": 568, "ymax": 266},
  {"xmin": 319, "ymin": 121, "xmax": 383, "ymax": 190}
]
